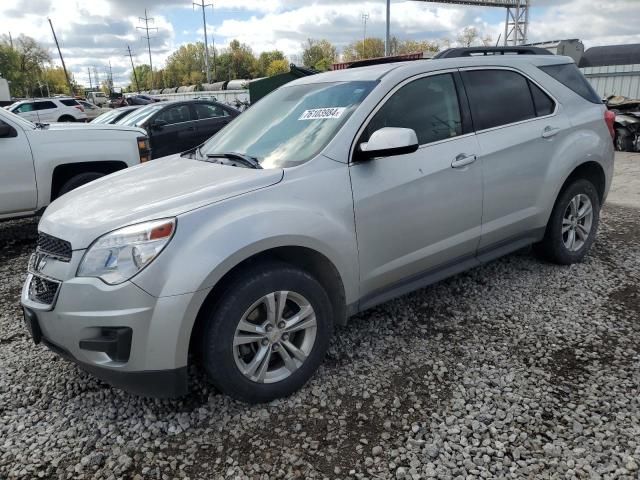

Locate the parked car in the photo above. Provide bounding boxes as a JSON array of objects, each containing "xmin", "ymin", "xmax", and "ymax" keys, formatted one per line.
[
  {"xmin": 8, "ymin": 98, "xmax": 88, "ymax": 123},
  {"xmin": 21, "ymin": 52, "xmax": 614, "ymax": 402},
  {"xmin": 134, "ymin": 94, "xmax": 160, "ymax": 103},
  {"xmin": 90, "ymin": 105, "xmax": 141, "ymax": 124},
  {"xmin": 115, "ymin": 99, "xmax": 240, "ymax": 158},
  {"xmin": 0, "ymin": 107, "xmax": 150, "ymax": 220},
  {"xmin": 78, "ymin": 100, "xmax": 111, "ymax": 121},
  {"xmin": 86, "ymin": 91, "xmax": 108, "ymax": 106}
]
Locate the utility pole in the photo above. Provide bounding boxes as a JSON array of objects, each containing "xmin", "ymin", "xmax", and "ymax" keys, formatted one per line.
[
  {"xmin": 8, "ymin": 31, "xmax": 13, "ymax": 49},
  {"xmin": 127, "ymin": 45, "xmax": 141, "ymax": 93},
  {"xmin": 88, "ymin": 67, "xmax": 93, "ymax": 90},
  {"xmin": 137, "ymin": 9, "xmax": 157, "ymax": 89},
  {"xmin": 47, "ymin": 18, "xmax": 74, "ymax": 96},
  {"xmin": 193, "ymin": 1, "xmax": 214, "ymax": 84},
  {"xmin": 385, "ymin": 0, "xmax": 391, "ymax": 56},
  {"xmin": 108, "ymin": 60, "xmax": 114, "ymax": 95},
  {"xmin": 361, "ymin": 13, "xmax": 369, "ymax": 60}
]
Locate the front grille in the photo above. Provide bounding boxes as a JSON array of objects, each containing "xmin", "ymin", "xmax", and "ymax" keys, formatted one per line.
[
  {"xmin": 37, "ymin": 232, "xmax": 72, "ymax": 262},
  {"xmin": 27, "ymin": 274, "xmax": 61, "ymax": 306}
]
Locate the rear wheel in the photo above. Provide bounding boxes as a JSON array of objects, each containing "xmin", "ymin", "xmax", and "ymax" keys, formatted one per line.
[
  {"xmin": 57, "ymin": 115, "xmax": 76, "ymax": 122},
  {"xmin": 536, "ymin": 179, "xmax": 600, "ymax": 265},
  {"xmin": 57, "ymin": 172, "xmax": 105, "ymax": 197},
  {"xmin": 201, "ymin": 262, "xmax": 333, "ymax": 403}
]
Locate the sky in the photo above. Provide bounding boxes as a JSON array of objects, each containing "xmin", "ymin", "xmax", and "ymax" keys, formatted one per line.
[{"xmin": 1, "ymin": 0, "xmax": 639, "ymax": 88}]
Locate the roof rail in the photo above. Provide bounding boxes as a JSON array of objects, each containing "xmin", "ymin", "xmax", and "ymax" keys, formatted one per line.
[{"xmin": 433, "ymin": 46, "xmax": 553, "ymax": 59}]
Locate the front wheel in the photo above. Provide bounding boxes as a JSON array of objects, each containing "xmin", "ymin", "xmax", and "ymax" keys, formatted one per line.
[
  {"xmin": 201, "ymin": 262, "xmax": 334, "ymax": 403},
  {"xmin": 536, "ymin": 179, "xmax": 600, "ymax": 265}
]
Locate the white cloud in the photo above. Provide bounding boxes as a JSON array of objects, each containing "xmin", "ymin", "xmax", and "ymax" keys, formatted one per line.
[{"xmin": 2, "ymin": 0, "xmax": 640, "ymax": 88}]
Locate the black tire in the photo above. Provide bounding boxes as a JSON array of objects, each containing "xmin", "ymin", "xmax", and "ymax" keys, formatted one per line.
[
  {"xmin": 57, "ymin": 172, "xmax": 105, "ymax": 198},
  {"xmin": 615, "ymin": 128, "xmax": 634, "ymax": 152},
  {"xmin": 201, "ymin": 261, "xmax": 334, "ymax": 403},
  {"xmin": 57, "ymin": 115, "xmax": 76, "ymax": 122},
  {"xmin": 536, "ymin": 179, "xmax": 600, "ymax": 265}
]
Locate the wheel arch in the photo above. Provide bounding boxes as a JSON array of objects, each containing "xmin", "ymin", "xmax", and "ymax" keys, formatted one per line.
[
  {"xmin": 558, "ymin": 161, "xmax": 606, "ymax": 205},
  {"xmin": 51, "ymin": 161, "xmax": 128, "ymax": 201},
  {"xmin": 188, "ymin": 245, "xmax": 348, "ymax": 360}
]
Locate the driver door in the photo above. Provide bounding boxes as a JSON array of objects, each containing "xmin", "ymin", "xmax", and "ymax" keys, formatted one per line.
[
  {"xmin": 148, "ymin": 104, "xmax": 196, "ymax": 158},
  {"xmin": 349, "ymin": 71, "xmax": 483, "ymax": 307},
  {"xmin": 0, "ymin": 118, "xmax": 37, "ymax": 215}
]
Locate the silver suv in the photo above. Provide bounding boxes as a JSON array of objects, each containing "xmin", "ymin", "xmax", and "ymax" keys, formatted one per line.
[{"xmin": 21, "ymin": 52, "xmax": 614, "ymax": 402}]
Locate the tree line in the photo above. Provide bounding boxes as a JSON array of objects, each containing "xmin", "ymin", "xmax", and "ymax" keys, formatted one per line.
[{"xmin": 0, "ymin": 27, "xmax": 492, "ymax": 96}]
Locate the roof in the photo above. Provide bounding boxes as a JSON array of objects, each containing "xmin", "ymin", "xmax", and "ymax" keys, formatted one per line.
[
  {"xmin": 579, "ymin": 44, "xmax": 640, "ymax": 68},
  {"xmin": 289, "ymin": 54, "xmax": 572, "ymax": 86}
]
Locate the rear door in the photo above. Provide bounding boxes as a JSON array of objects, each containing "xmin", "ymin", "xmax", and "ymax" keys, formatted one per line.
[
  {"xmin": 460, "ymin": 68, "xmax": 571, "ymax": 252},
  {"xmin": 191, "ymin": 102, "xmax": 232, "ymax": 144},
  {"xmin": 148, "ymin": 104, "xmax": 196, "ymax": 158},
  {"xmin": 34, "ymin": 100, "xmax": 59, "ymax": 122}
]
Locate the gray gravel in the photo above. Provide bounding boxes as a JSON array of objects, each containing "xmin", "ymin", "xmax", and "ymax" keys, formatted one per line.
[{"xmin": 1, "ymin": 158, "xmax": 640, "ymax": 479}]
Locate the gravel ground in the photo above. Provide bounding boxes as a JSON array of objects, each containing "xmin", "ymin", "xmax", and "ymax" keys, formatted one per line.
[{"xmin": 1, "ymin": 155, "xmax": 639, "ymax": 479}]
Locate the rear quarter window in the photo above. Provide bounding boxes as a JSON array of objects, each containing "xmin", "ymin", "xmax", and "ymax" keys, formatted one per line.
[
  {"xmin": 539, "ymin": 63, "xmax": 602, "ymax": 104},
  {"xmin": 60, "ymin": 99, "xmax": 79, "ymax": 107}
]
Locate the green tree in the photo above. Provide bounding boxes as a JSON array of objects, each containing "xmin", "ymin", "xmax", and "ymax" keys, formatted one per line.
[
  {"xmin": 389, "ymin": 38, "xmax": 440, "ymax": 56},
  {"xmin": 41, "ymin": 67, "xmax": 71, "ymax": 95},
  {"xmin": 342, "ymin": 37, "xmax": 385, "ymax": 62},
  {"xmin": 257, "ymin": 50, "xmax": 285, "ymax": 77},
  {"xmin": 456, "ymin": 27, "xmax": 493, "ymax": 48},
  {"xmin": 0, "ymin": 34, "xmax": 50, "ymax": 97},
  {"xmin": 215, "ymin": 40, "xmax": 258, "ymax": 80},
  {"xmin": 266, "ymin": 59, "xmax": 289, "ymax": 77},
  {"xmin": 301, "ymin": 39, "xmax": 337, "ymax": 70},
  {"xmin": 131, "ymin": 64, "xmax": 152, "ymax": 90},
  {"xmin": 164, "ymin": 42, "xmax": 206, "ymax": 86}
]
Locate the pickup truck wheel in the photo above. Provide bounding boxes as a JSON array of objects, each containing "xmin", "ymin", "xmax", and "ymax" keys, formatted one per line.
[
  {"xmin": 57, "ymin": 115, "xmax": 76, "ymax": 122},
  {"xmin": 536, "ymin": 179, "xmax": 600, "ymax": 265},
  {"xmin": 201, "ymin": 262, "xmax": 334, "ymax": 403},
  {"xmin": 57, "ymin": 172, "xmax": 104, "ymax": 197}
]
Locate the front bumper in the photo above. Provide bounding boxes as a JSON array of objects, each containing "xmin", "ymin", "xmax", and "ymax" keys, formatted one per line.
[{"xmin": 20, "ymin": 251, "xmax": 209, "ymax": 398}]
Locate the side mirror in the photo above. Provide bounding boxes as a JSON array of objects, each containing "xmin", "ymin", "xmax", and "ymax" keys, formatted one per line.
[
  {"xmin": 0, "ymin": 122, "xmax": 17, "ymax": 138},
  {"xmin": 151, "ymin": 119, "xmax": 168, "ymax": 130},
  {"xmin": 359, "ymin": 127, "xmax": 419, "ymax": 160}
]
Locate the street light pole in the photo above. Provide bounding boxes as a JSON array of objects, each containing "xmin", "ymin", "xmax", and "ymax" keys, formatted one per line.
[
  {"xmin": 194, "ymin": 1, "xmax": 214, "ymax": 84},
  {"xmin": 385, "ymin": 0, "xmax": 391, "ymax": 56}
]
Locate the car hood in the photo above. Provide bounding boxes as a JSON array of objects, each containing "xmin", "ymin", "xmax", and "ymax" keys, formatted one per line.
[{"xmin": 39, "ymin": 154, "xmax": 284, "ymax": 249}]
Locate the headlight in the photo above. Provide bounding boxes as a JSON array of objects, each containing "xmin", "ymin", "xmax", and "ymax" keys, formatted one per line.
[{"xmin": 77, "ymin": 218, "xmax": 175, "ymax": 285}]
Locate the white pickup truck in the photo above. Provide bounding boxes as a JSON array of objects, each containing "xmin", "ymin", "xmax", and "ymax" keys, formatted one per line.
[{"xmin": 0, "ymin": 107, "xmax": 150, "ymax": 220}]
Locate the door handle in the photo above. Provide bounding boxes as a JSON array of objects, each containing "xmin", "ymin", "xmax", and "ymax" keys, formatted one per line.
[
  {"xmin": 542, "ymin": 126, "xmax": 560, "ymax": 138},
  {"xmin": 451, "ymin": 154, "xmax": 477, "ymax": 169}
]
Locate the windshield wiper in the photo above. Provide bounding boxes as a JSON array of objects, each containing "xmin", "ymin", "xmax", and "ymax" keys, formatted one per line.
[{"xmin": 204, "ymin": 152, "xmax": 262, "ymax": 169}]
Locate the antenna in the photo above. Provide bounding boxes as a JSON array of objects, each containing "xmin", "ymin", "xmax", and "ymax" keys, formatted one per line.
[
  {"xmin": 137, "ymin": 9, "xmax": 158, "ymax": 89},
  {"xmin": 47, "ymin": 18, "xmax": 74, "ymax": 96},
  {"xmin": 127, "ymin": 45, "xmax": 141, "ymax": 93},
  {"xmin": 193, "ymin": 1, "xmax": 214, "ymax": 83}
]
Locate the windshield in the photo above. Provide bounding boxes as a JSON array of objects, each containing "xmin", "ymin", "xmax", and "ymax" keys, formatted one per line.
[
  {"xmin": 117, "ymin": 103, "xmax": 164, "ymax": 127},
  {"xmin": 92, "ymin": 109, "xmax": 121, "ymax": 124},
  {"xmin": 199, "ymin": 81, "xmax": 377, "ymax": 168}
]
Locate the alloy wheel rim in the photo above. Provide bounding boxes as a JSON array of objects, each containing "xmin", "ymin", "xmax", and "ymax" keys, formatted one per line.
[
  {"xmin": 562, "ymin": 194, "xmax": 593, "ymax": 252},
  {"xmin": 233, "ymin": 291, "xmax": 317, "ymax": 384}
]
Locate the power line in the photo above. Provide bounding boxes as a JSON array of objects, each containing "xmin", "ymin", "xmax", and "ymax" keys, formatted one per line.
[
  {"xmin": 137, "ymin": 9, "xmax": 158, "ymax": 89},
  {"xmin": 193, "ymin": 1, "xmax": 214, "ymax": 84},
  {"xmin": 127, "ymin": 45, "xmax": 141, "ymax": 93}
]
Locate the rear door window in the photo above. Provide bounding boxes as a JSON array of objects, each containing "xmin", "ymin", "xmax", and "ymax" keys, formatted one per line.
[
  {"xmin": 539, "ymin": 63, "xmax": 601, "ymax": 104},
  {"xmin": 35, "ymin": 101, "xmax": 57, "ymax": 111},
  {"xmin": 154, "ymin": 105, "xmax": 192, "ymax": 125},
  {"xmin": 194, "ymin": 103, "xmax": 229, "ymax": 120},
  {"xmin": 362, "ymin": 73, "xmax": 463, "ymax": 146},
  {"xmin": 462, "ymin": 69, "xmax": 536, "ymax": 131}
]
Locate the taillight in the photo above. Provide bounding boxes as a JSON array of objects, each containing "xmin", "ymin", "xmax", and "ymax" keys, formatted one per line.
[
  {"xmin": 604, "ymin": 110, "xmax": 615, "ymax": 140},
  {"xmin": 137, "ymin": 136, "xmax": 151, "ymax": 163},
  {"xmin": 75, "ymin": 105, "xmax": 85, "ymax": 112}
]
